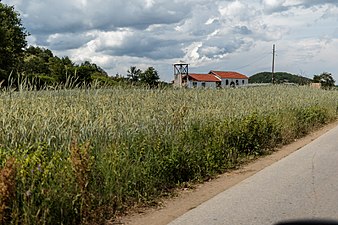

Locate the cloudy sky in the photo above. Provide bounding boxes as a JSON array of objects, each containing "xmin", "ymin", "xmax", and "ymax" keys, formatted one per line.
[{"xmin": 4, "ymin": 0, "xmax": 338, "ymax": 82}]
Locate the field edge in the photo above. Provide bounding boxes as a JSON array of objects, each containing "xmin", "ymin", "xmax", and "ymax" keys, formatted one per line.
[{"xmin": 119, "ymin": 119, "xmax": 338, "ymax": 225}]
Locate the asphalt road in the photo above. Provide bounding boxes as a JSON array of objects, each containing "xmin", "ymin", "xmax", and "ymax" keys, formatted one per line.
[{"xmin": 168, "ymin": 125, "xmax": 338, "ymax": 225}]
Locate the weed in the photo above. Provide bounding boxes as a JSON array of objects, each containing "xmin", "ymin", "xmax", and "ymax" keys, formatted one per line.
[{"xmin": 0, "ymin": 158, "xmax": 17, "ymax": 223}]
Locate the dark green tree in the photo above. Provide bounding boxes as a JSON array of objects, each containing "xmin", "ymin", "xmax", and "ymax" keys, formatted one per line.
[
  {"xmin": 127, "ymin": 66, "xmax": 142, "ymax": 82},
  {"xmin": 313, "ymin": 72, "xmax": 335, "ymax": 90},
  {"xmin": 25, "ymin": 46, "xmax": 53, "ymax": 61},
  {"xmin": 61, "ymin": 56, "xmax": 75, "ymax": 78},
  {"xmin": 23, "ymin": 55, "xmax": 50, "ymax": 75},
  {"xmin": 48, "ymin": 56, "xmax": 66, "ymax": 81},
  {"xmin": 22, "ymin": 46, "xmax": 54, "ymax": 77},
  {"xmin": 0, "ymin": 2, "xmax": 28, "ymax": 84},
  {"xmin": 139, "ymin": 67, "xmax": 160, "ymax": 87},
  {"xmin": 74, "ymin": 61, "xmax": 96, "ymax": 84},
  {"xmin": 22, "ymin": 46, "xmax": 75, "ymax": 86}
]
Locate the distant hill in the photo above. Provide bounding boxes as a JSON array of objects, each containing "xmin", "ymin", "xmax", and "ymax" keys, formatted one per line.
[{"xmin": 249, "ymin": 72, "xmax": 313, "ymax": 85}]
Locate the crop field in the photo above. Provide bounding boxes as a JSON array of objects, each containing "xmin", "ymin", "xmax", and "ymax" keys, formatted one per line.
[{"xmin": 0, "ymin": 85, "xmax": 337, "ymax": 224}]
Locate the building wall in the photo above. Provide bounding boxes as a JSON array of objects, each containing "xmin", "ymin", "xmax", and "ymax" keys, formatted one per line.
[
  {"xmin": 221, "ymin": 78, "xmax": 248, "ymax": 87},
  {"xmin": 187, "ymin": 80, "xmax": 217, "ymax": 88},
  {"xmin": 185, "ymin": 79, "xmax": 249, "ymax": 88}
]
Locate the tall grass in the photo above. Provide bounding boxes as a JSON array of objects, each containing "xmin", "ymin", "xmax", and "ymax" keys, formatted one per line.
[{"xmin": 0, "ymin": 85, "xmax": 337, "ymax": 224}]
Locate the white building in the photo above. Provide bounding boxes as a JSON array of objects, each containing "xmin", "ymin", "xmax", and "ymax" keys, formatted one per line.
[
  {"xmin": 209, "ymin": 71, "xmax": 249, "ymax": 87},
  {"xmin": 176, "ymin": 71, "xmax": 248, "ymax": 88},
  {"xmin": 184, "ymin": 73, "xmax": 221, "ymax": 88},
  {"xmin": 173, "ymin": 63, "xmax": 249, "ymax": 88}
]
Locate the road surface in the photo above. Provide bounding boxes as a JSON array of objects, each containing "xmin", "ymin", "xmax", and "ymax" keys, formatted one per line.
[{"xmin": 168, "ymin": 125, "xmax": 338, "ymax": 225}]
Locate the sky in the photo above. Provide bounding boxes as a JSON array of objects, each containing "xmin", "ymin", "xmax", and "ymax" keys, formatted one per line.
[{"xmin": 3, "ymin": 0, "xmax": 338, "ymax": 82}]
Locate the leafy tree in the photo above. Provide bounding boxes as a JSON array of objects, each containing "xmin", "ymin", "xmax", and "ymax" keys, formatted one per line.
[
  {"xmin": 127, "ymin": 66, "xmax": 142, "ymax": 82},
  {"xmin": 25, "ymin": 45, "xmax": 53, "ymax": 60},
  {"xmin": 61, "ymin": 56, "xmax": 75, "ymax": 78},
  {"xmin": 22, "ymin": 46, "xmax": 54, "ymax": 79},
  {"xmin": 23, "ymin": 55, "xmax": 50, "ymax": 75},
  {"xmin": 22, "ymin": 46, "xmax": 68, "ymax": 86},
  {"xmin": 139, "ymin": 67, "xmax": 160, "ymax": 87},
  {"xmin": 48, "ymin": 56, "xmax": 66, "ymax": 80},
  {"xmin": 22, "ymin": 47, "xmax": 110, "ymax": 87},
  {"xmin": 0, "ymin": 2, "xmax": 28, "ymax": 84},
  {"xmin": 75, "ymin": 61, "xmax": 95, "ymax": 84},
  {"xmin": 313, "ymin": 72, "xmax": 335, "ymax": 90}
]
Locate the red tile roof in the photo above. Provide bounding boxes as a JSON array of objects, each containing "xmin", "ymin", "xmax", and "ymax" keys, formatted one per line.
[
  {"xmin": 210, "ymin": 71, "xmax": 248, "ymax": 79},
  {"xmin": 188, "ymin": 73, "xmax": 221, "ymax": 82}
]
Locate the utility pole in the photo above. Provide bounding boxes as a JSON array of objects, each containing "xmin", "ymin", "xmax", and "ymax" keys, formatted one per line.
[{"xmin": 272, "ymin": 44, "xmax": 275, "ymax": 84}]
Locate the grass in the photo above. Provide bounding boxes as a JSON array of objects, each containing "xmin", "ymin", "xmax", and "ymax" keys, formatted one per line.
[{"xmin": 0, "ymin": 85, "xmax": 337, "ymax": 224}]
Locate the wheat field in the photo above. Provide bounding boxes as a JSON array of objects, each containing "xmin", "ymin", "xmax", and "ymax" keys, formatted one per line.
[{"xmin": 0, "ymin": 85, "xmax": 337, "ymax": 224}]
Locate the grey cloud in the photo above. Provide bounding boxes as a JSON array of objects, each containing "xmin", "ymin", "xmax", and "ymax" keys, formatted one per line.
[
  {"xmin": 4, "ymin": 0, "xmax": 191, "ymax": 60},
  {"xmin": 97, "ymin": 33, "xmax": 185, "ymax": 60},
  {"xmin": 300, "ymin": 0, "xmax": 338, "ymax": 8},
  {"xmin": 261, "ymin": 0, "xmax": 338, "ymax": 14},
  {"xmin": 196, "ymin": 36, "xmax": 247, "ymax": 59},
  {"xmin": 5, "ymin": 0, "xmax": 259, "ymax": 61},
  {"xmin": 261, "ymin": 3, "xmax": 288, "ymax": 13},
  {"xmin": 233, "ymin": 26, "xmax": 252, "ymax": 35},
  {"xmin": 28, "ymin": 32, "xmax": 94, "ymax": 52},
  {"xmin": 15, "ymin": 1, "xmax": 88, "ymax": 34},
  {"xmin": 47, "ymin": 33, "xmax": 95, "ymax": 51},
  {"xmin": 8, "ymin": 0, "xmax": 193, "ymax": 35}
]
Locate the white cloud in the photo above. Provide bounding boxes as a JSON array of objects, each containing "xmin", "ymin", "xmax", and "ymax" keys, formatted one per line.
[
  {"xmin": 2, "ymin": 0, "xmax": 338, "ymax": 82},
  {"xmin": 184, "ymin": 42, "xmax": 203, "ymax": 62}
]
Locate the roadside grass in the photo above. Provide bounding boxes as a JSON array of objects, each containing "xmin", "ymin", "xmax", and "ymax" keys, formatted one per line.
[{"xmin": 0, "ymin": 85, "xmax": 337, "ymax": 224}]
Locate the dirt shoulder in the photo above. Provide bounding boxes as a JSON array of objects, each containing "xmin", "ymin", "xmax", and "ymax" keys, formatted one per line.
[{"xmin": 116, "ymin": 121, "xmax": 338, "ymax": 225}]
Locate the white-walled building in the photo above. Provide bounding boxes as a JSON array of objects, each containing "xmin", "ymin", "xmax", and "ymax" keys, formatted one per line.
[
  {"xmin": 184, "ymin": 73, "xmax": 221, "ymax": 88},
  {"xmin": 209, "ymin": 71, "xmax": 249, "ymax": 87},
  {"xmin": 175, "ymin": 71, "xmax": 248, "ymax": 88},
  {"xmin": 173, "ymin": 63, "xmax": 249, "ymax": 88}
]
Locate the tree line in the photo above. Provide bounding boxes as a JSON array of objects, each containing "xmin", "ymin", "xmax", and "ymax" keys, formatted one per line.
[
  {"xmin": 18, "ymin": 46, "xmax": 109, "ymax": 87},
  {"xmin": 0, "ymin": 2, "xmax": 163, "ymax": 89},
  {"xmin": 249, "ymin": 72, "xmax": 335, "ymax": 89}
]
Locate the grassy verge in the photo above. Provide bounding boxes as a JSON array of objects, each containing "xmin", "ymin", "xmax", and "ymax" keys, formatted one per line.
[{"xmin": 0, "ymin": 85, "xmax": 337, "ymax": 224}]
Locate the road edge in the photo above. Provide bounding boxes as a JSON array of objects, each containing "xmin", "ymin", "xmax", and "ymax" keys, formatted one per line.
[{"xmin": 118, "ymin": 120, "xmax": 338, "ymax": 225}]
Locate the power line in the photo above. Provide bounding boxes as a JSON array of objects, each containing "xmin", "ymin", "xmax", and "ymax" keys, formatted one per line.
[{"xmin": 230, "ymin": 52, "xmax": 271, "ymax": 71}]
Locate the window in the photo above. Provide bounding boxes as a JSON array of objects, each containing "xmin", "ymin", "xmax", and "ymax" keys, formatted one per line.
[
  {"xmin": 192, "ymin": 82, "xmax": 197, "ymax": 87},
  {"xmin": 201, "ymin": 82, "xmax": 206, "ymax": 87},
  {"xmin": 236, "ymin": 80, "xmax": 239, "ymax": 85},
  {"xmin": 242, "ymin": 80, "xmax": 245, "ymax": 85},
  {"xmin": 226, "ymin": 79, "xmax": 229, "ymax": 86}
]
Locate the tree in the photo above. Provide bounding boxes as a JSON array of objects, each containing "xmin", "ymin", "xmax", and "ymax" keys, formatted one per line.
[
  {"xmin": 127, "ymin": 66, "xmax": 142, "ymax": 82},
  {"xmin": 75, "ymin": 61, "xmax": 95, "ymax": 84},
  {"xmin": 0, "ymin": 2, "xmax": 28, "ymax": 84},
  {"xmin": 139, "ymin": 67, "xmax": 160, "ymax": 87},
  {"xmin": 313, "ymin": 72, "xmax": 335, "ymax": 90},
  {"xmin": 23, "ymin": 55, "xmax": 50, "ymax": 75},
  {"xmin": 22, "ymin": 46, "xmax": 52, "ymax": 76}
]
